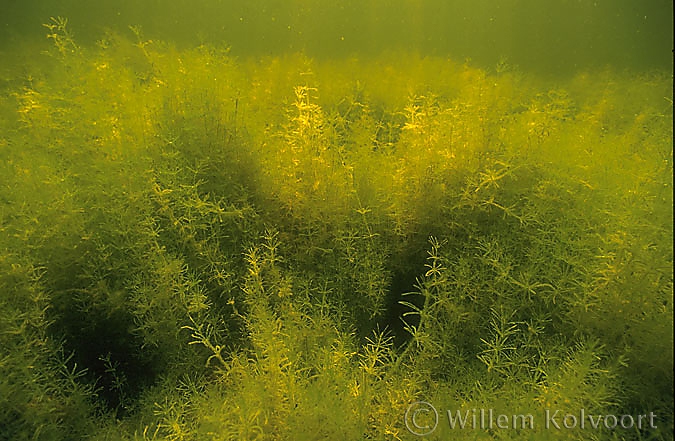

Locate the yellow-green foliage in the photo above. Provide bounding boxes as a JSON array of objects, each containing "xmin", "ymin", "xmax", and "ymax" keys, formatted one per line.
[{"xmin": 0, "ymin": 20, "xmax": 672, "ymax": 441}]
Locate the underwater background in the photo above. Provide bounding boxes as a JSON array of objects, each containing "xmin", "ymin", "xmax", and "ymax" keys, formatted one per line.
[
  {"xmin": 0, "ymin": 1, "xmax": 673, "ymax": 440},
  {"xmin": 2, "ymin": 0, "xmax": 673, "ymax": 73}
]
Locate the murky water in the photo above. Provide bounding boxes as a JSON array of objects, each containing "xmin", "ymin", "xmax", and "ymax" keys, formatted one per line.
[{"xmin": 2, "ymin": 0, "xmax": 673, "ymax": 74}]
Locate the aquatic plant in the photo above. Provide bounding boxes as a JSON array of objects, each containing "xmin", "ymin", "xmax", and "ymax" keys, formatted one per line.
[{"xmin": 0, "ymin": 18, "xmax": 671, "ymax": 441}]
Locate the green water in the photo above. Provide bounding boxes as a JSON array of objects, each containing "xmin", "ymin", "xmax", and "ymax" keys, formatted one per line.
[
  {"xmin": 2, "ymin": 0, "xmax": 673, "ymax": 73},
  {"xmin": 0, "ymin": 2, "xmax": 672, "ymax": 440}
]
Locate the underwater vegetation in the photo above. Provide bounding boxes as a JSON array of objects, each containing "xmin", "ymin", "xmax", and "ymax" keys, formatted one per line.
[{"xmin": 0, "ymin": 19, "xmax": 672, "ymax": 441}]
